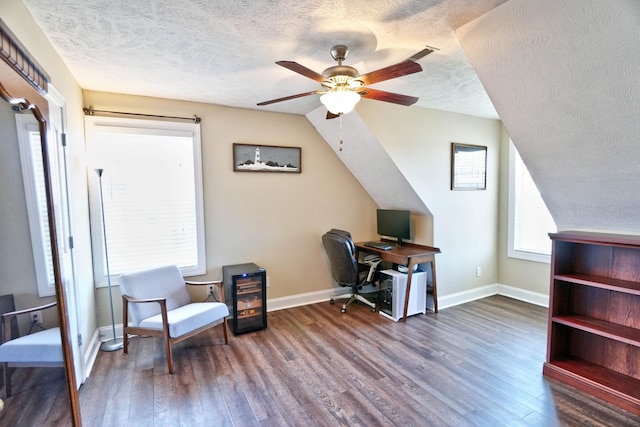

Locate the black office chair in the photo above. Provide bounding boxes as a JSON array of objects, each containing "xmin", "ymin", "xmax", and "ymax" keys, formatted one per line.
[{"xmin": 322, "ymin": 229, "xmax": 381, "ymax": 313}]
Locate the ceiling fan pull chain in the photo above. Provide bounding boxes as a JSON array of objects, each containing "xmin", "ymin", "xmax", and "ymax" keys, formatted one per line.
[{"xmin": 339, "ymin": 114, "xmax": 344, "ymax": 151}]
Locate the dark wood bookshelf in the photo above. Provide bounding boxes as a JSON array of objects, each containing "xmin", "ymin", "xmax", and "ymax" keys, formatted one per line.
[{"xmin": 544, "ymin": 231, "xmax": 640, "ymax": 415}]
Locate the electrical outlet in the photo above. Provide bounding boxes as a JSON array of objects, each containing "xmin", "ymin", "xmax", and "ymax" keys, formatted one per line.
[
  {"xmin": 476, "ymin": 266, "xmax": 482, "ymax": 277},
  {"xmin": 32, "ymin": 310, "xmax": 43, "ymax": 325},
  {"xmin": 266, "ymin": 276, "xmax": 270, "ymax": 287}
]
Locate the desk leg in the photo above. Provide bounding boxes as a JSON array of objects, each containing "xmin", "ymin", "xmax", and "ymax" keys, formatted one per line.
[
  {"xmin": 430, "ymin": 257, "xmax": 438, "ymax": 313},
  {"xmin": 401, "ymin": 260, "xmax": 416, "ymax": 322}
]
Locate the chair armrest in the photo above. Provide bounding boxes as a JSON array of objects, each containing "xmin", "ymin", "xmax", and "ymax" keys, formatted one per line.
[
  {"xmin": 184, "ymin": 279, "xmax": 222, "ymax": 286},
  {"xmin": 1, "ymin": 301, "xmax": 57, "ymax": 322},
  {"xmin": 122, "ymin": 295, "xmax": 167, "ymax": 305},
  {"xmin": 185, "ymin": 280, "xmax": 225, "ymax": 303},
  {"xmin": 1, "ymin": 301, "xmax": 57, "ymax": 344},
  {"xmin": 122, "ymin": 295, "xmax": 169, "ymax": 329}
]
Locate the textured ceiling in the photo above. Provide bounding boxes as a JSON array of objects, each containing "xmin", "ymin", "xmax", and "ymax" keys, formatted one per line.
[
  {"xmin": 458, "ymin": 0, "xmax": 640, "ymax": 233},
  {"xmin": 21, "ymin": 0, "xmax": 506, "ymax": 119}
]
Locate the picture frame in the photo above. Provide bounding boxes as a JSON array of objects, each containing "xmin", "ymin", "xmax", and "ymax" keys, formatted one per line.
[
  {"xmin": 233, "ymin": 143, "xmax": 301, "ymax": 173},
  {"xmin": 451, "ymin": 143, "xmax": 487, "ymax": 190}
]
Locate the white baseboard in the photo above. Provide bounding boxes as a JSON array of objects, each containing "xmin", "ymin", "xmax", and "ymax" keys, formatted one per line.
[
  {"xmin": 437, "ymin": 284, "xmax": 499, "ymax": 309},
  {"xmin": 90, "ymin": 284, "xmax": 548, "ymax": 356},
  {"xmin": 266, "ymin": 288, "xmax": 338, "ymax": 312},
  {"xmin": 96, "ymin": 323, "xmax": 125, "ymax": 341},
  {"xmin": 496, "ymin": 283, "xmax": 549, "ymax": 307},
  {"xmin": 81, "ymin": 329, "xmax": 102, "ymax": 383},
  {"xmin": 438, "ymin": 283, "xmax": 548, "ymax": 309}
]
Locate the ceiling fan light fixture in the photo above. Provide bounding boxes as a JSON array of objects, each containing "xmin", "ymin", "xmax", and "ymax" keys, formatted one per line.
[{"xmin": 320, "ymin": 89, "xmax": 361, "ymax": 115}]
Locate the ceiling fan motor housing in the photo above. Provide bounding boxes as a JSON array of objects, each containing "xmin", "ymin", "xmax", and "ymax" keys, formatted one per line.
[
  {"xmin": 330, "ymin": 45, "xmax": 349, "ymax": 62},
  {"xmin": 322, "ymin": 65, "xmax": 359, "ymax": 80},
  {"xmin": 324, "ymin": 45, "xmax": 359, "ymax": 84}
]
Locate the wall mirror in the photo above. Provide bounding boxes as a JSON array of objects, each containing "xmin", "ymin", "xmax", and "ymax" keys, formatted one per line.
[
  {"xmin": 0, "ymin": 20, "xmax": 81, "ymax": 425},
  {"xmin": 451, "ymin": 142, "xmax": 487, "ymax": 190}
]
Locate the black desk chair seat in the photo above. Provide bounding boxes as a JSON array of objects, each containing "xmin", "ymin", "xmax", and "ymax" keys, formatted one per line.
[{"xmin": 322, "ymin": 229, "xmax": 381, "ymax": 313}]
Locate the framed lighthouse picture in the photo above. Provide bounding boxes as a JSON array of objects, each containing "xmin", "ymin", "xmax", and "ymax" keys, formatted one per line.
[{"xmin": 233, "ymin": 143, "xmax": 301, "ymax": 173}]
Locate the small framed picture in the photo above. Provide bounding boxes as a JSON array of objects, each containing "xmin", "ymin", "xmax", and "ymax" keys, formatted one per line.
[
  {"xmin": 233, "ymin": 143, "xmax": 301, "ymax": 173},
  {"xmin": 451, "ymin": 143, "xmax": 487, "ymax": 190}
]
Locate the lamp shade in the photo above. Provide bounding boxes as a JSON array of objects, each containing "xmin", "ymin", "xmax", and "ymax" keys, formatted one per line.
[{"xmin": 320, "ymin": 90, "xmax": 361, "ymax": 115}]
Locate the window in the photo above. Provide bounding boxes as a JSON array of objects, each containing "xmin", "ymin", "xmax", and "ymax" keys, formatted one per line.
[
  {"xmin": 15, "ymin": 114, "xmax": 56, "ymax": 296},
  {"xmin": 508, "ymin": 140, "xmax": 556, "ymax": 263},
  {"xmin": 86, "ymin": 117, "xmax": 205, "ymax": 285}
]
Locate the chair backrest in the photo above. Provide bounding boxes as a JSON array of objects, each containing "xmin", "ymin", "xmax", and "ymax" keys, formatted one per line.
[
  {"xmin": 322, "ymin": 229, "xmax": 359, "ymax": 287},
  {"xmin": 0, "ymin": 294, "xmax": 18, "ymax": 343},
  {"xmin": 119, "ymin": 265, "xmax": 191, "ymax": 325}
]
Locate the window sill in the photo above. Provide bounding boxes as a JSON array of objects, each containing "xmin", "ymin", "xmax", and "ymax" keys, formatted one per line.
[{"xmin": 508, "ymin": 249, "xmax": 551, "ymax": 264}]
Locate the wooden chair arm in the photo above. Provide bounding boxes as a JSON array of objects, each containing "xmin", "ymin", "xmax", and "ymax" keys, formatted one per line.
[
  {"xmin": 122, "ymin": 295, "xmax": 167, "ymax": 305},
  {"xmin": 184, "ymin": 279, "xmax": 222, "ymax": 286},
  {"xmin": 185, "ymin": 280, "xmax": 225, "ymax": 302},
  {"xmin": 1, "ymin": 301, "xmax": 57, "ymax": 322},
  {"xmin": 121, "ymin": 295, "xmax": 169, "ymax": 330},
  {"xmin": 1, "ymin": 301, "xmax": 57, "ymax": 344}
]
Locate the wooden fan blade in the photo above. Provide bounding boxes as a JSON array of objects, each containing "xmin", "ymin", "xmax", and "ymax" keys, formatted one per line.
[
  {"xmin": 358, "ymin": 60, "xmax": 423, "ymax": 86},
  {"xmin": 257, "ymin": 90, "xmax": 321, "ymax": 106},
  {"xmin": 408, "ymin": 46, "xmax": 436, "ymax": 62},
  {"xmin": 276, "ymin": 61, "xmax": 327, "ymax": 82},
  {"xmin": 361, "ymin": 88, "xmax": 418, "ymax": 106},
  {"xmin": 326, "ymin": 111, "xmax": 340, "ymax": 120}
]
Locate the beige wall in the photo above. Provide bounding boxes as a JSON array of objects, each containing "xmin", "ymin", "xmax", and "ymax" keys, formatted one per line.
[
  {"xmin": 3, "ymin": 1, "xmax": 552, "ymax": 338},
  {"xmin": 497, "ymin": 125, "xmax": 550, "ymax": 294},
  {"xmin": 0, "ymin": 90, "xmax": 52, "ymax": 332},
  {"xmin": 84, "ymin": 91, "xmax": 379, "ymax": 326},
  {"xmin": 1, "ymin": 2, "xmax": 97, "ymax": 360},
  {"xmin": 358, "ymin": 101, "xmax": 502, "ymax": 296}
]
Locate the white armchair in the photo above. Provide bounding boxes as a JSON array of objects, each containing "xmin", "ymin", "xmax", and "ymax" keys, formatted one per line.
[
  {"xmin": 0, "ymin": 302, "xmax": 63, "ymax": 397},
  {"xmin": 120, "ymin": 265, "xmax": 230, "ymax": 374}
]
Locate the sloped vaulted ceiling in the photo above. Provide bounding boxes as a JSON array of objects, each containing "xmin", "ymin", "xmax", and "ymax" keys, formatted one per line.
[{"xmin": 458, "ymin": 0, "xmax": 640, "ymax": 233}]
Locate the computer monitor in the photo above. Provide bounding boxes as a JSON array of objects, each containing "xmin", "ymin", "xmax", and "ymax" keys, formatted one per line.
[{"xmin": 376, "ymin": 209, "xmax": 411, "ymax": 245}]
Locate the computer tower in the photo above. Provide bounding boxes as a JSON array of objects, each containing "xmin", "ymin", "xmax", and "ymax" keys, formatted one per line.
[
  {"xmin": 378, "ymin": 269, "xmax": 427, "ymax": 322},
  {"xmin": 222, "ymin": 263, "xmax": 267, "ymax": 335}
]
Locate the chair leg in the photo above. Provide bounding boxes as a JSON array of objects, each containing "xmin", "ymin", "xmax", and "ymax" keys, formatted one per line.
[
  {"xmin": 354, "ymin": 294, "xmax": 377, "ymax": 311},
  {"xmin": 162, "ymin": 328, "xmax": 173, "ymax": 375},
  {"xmin": 335, "ymin": 289, "xmax": 377, "ymax": 313},
  {"xmin": 3, "ymin": 363, "xmax": 10, "ymax": 398},
  {"xmin": 122, "ymin": 297, "xmax": 129, "ymax": 354},
  {"xmin": 222, "ymin": 317, "xmax": 229, "ymax": 344},
  {"xmin": 341, "ymin": 294, "xmax": 357, "ymax": 313}
]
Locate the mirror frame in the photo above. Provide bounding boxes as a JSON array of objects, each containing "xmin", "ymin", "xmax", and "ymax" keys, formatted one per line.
[{"xmin": 0, "ymin": 19, "xmax": 81, "ymax": 426}]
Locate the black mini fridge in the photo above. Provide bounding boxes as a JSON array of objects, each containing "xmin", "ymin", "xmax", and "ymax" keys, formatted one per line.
[{"xmin": 222, "ymin": 263, "xmax": 267, "ymax": 335}]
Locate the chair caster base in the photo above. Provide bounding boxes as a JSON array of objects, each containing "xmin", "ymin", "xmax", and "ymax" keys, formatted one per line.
[
  {"xmin": 341, "ymin": 308, "xmax": 346, "ymax": 313},
  {"xmin": 330, "ymin": 299, "xmax": 335, "ymax": 305}
]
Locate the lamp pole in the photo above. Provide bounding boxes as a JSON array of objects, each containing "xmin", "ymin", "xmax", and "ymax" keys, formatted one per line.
[{"xmin": 96, "ymin": 168, "xmax": 123, "ymax": 351}]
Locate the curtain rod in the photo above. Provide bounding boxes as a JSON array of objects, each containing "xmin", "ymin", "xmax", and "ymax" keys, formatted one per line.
[{"xmin": 83, "ymin": 105, "xmax": 201, "ymax": 123}]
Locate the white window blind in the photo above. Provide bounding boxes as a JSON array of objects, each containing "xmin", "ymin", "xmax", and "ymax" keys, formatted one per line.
[
  {"xmin": 16, "ymin": 114, "xmax": 55, "ymax": 296},
  {"xmin": 86, "ymin": 117, "xmax": 205, "ymax": 283},
  {"xmin": 508, "ymin": 140, "xmax": 556, "ymax": 262}
]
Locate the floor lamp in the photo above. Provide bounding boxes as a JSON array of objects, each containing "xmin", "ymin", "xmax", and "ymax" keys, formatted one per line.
[{"xmin": 96, "ymin": 168, "xmax": 123, "ymax": 352}]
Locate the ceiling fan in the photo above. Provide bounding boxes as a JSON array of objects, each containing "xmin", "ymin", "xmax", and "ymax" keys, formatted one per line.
[{"xmin": 257, "ymin": 44, "xmax": 436, "ymax": 117}]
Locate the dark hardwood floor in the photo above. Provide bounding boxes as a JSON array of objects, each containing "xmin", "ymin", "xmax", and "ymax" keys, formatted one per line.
[{"xmin": 2, "ymin": 296, "xmax": 640, "ymax": 426}]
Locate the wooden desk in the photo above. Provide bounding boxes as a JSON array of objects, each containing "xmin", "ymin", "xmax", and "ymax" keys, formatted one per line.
[{"xmin": 355, "ymin": 241, "xmax": 441, "ymax": 321}]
